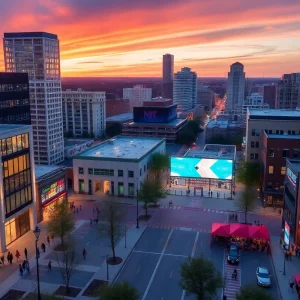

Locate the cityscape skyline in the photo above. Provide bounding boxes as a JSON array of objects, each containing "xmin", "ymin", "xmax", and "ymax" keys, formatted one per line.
[{"xmin": 0, "ymin": 0, "xmax": 300, "ymax": 77}]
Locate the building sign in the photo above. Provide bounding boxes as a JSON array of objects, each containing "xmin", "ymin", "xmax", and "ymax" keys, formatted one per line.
[
  {"xmin": 41, "ymin": 178, "xmax": 65, "ymax": 204},
  {"xmin": 133, "ymin": 105, "xmax": 177, "ymax": 123},
  {"xmin": 287, "ymin": 167, "xmax": 297, "ymax": 187},
  {"xmin": 284, "ymin": 221, "xmax": 290, "ymax": 246}
]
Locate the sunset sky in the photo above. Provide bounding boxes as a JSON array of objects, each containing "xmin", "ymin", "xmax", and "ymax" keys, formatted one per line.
[{"xmin": 0, "ymin": 0, "xmax": 300, "ymax": 77}]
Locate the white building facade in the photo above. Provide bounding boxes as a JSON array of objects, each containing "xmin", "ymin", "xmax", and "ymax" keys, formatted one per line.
[
  {"xmin": 62, "ymin": 89, "xmax": 106, "ymax": 138},
  {"xmin": 73, "ymin": 136, "xmax": 166, "ymax": 197},
  {"xmin": 3, "ymin": 32, "xmax": 64, "ymax": 165},
  {"xmin": 173, "ymin": 67, "xmax": 197, "ymax": 111},
  {"xmin": 226, "ymin": 62, "xmax": 246, "ymax": 111},
  {"xmin": 123, "ymin": 85, "xmax": 152, "ymax": 112}
]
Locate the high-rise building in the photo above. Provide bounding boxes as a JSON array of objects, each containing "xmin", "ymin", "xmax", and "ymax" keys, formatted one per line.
[
  {"xmin": 173, "ymin": 67, "xmax": 197, "ymax": 111},
  {"xmin": 244, "ymin": 93, "xmax": 263, "ymax": 106},
  {"xmin": 0, "ymin": 124, "xmax": 37, "ymax": 252},
  {"xmin": 226, "ymin": 62, "xmax": 246, "ymax": 111},
  {"xmin": 162, "ymin": 54, "xmax": 174, "ymax": 99},
  {"xmin": 62, "ymin": 89, "xmax": 106, "ymax": 138},
  {"xmin": 263, "ymin": 85, "xmax": 277, "ymax": 109},
  {"xmin": 197, "ymin": 85, "xmax": 214, "ymax": 110},
  {"xmin": 276, "ymin": 73, "xmax": 300, "ymax": 109},
  {"xmin": 3, "ymin": 32, "xmax": 64, "ymax": 165},
  {"xmin": 0, "ymin": 72, "xmax": 30, "ymax": 124},
  {"xmin": 123, "ymin": 85, "xmax": 152, "ymax": 112}
]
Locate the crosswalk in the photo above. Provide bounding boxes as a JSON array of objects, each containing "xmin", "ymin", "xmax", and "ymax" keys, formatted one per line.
[
  {"xmin": 146, "ymin": 224, "xmax": 211, "ymax": 232},
  {"xmin": 223, "ymin": 261, "xmax": 241, "ymax": 300},
  {"xmin": 158, "ymin": 205, "xmax": 226, "ymax": 214}
]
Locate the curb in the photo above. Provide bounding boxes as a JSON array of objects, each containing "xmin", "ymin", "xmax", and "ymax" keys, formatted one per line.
[{"xmin": 269, "ymin": 246, "xmax": 284, "ymax": 300}]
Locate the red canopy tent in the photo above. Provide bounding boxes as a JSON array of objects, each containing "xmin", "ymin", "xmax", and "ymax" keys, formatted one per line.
[
  {"xmin": 211, "ymin": 223, "xmax": 230, "ymax": 236},
  {"xmin": 294, "ymin": 275, "xmax": 300, "ymax": 285}
]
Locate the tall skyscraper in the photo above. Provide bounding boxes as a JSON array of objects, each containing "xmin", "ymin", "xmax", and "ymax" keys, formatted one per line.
[
  {"xmin": 162, "ymin": 54, "xmax": 174, "ymax": 99},
  {"xmin": 226, "ymin": 62, "xmax": 246, "ymax": 111},
  {"xmin": 263, "ymin": 85, "xmax": 277, "ymax": 109},
  {"xmin": 3, "ymin": 32, "xmax": 64, "ymax": 165},
  {"xmin": 123, "ymin": 85, "xmax": 152, "ymax": 111},
  {"xmin": 173, "ymin": 67, "xmax": 197, "ymax": 111},
  {"xmin": 276, "ymin": 73, "xmax": 300, "ymax": 109}
]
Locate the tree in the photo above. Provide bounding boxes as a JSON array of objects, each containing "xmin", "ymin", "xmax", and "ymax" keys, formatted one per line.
[
  {"xmin": 98, "ymin": 201, "xmax": 126, "ymax": 262},
  {"xmin": 177, "ymin": 129, "xmax": 196, "ymax": 145},
  {"xmin": 55, "ymin": 240, "xmax": 78, "ymax": 294},
  {"xmin": 98, "ymin": 282, "xmax": 139, "ymax": 300},
  {"xmin": 236, "ymin": 161, "xmax": 260, "ymax": 188},
  {"xmin": 138, "ymin": 179, "xmax": 168, "ymax": 216},
  {"xmin": 106, "ymin": 122, "xmax": 122, "ymax": 138},
  {"xmin": 149, "ymin": 152, "xmax": 169, "ymax": 178},
  {"xmin": 47, "ymin": 201, "xmax": 75, "ymax": 249},
  {"xmin": 235, "ymin": 188, "xmax": 257, "ymax": 223},
  {"xmin": 236, "ymin": 285, "xmax": 274, "ymax": 300},
  {"xmin": 180, "ymin": 256, "xmax": 223, "ymax": 300}
]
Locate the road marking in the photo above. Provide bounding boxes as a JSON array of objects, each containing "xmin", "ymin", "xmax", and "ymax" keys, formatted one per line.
[
  {"xmin": 142, "ymin": 229, "xmax": 173, "ymax": 300},
  {"xmin": 170, "ymin": 271, "xmax": 173, "ymax": 279},
  {"xmin": 137, "ymin": 267, "xmax": 140, "ymax": 274},
  {"xmin": 133, "ymin": 250, "xmax": 161, "ymax": 255},
  {"xmin": 165, "ymin": 253, "xmax": 188, "ymax": 258}
]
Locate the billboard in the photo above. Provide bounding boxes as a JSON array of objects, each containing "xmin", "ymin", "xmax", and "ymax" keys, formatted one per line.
[
  {"xmin": 133, "ymin": 105, "xmax": 177, "ymax": 123},
  {"xmin": 284, "ymin": 221, "xmax": 290, "ymax": 246},
  {"xmin": 170, "ymin": 157, "xmax": 233, "ymax": 180}
]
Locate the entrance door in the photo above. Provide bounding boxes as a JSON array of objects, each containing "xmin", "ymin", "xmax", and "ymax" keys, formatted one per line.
[{"xmin": 94, "ymin": 180, "xmax": 102, "ymax": 195}]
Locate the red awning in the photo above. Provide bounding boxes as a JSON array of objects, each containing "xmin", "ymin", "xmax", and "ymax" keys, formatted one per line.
[
  {"xmin": 211, "ymin": 223, "xmax": 230, "ymax": 236},
  {"xmin": 294, "ymin": 275, "xmax": 300, "ymax": 285}
]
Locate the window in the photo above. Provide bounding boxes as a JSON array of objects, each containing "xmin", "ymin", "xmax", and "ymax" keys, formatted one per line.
[
  {"xmin": 250, "ymin": 153, "xmax": 254, "ymax": 160},
  {"xmin": 144, "ymin": 165, "xmax": 146, "ymax": 172},
  {"xmin": 269, "ymin": 148, "xmax": 275, "ymax": 158},
  {"xmin": 293, "ymin": 149, "xmax": 299, "ymax": 158},
  {"xmin": 251, "ymin": 141, "xmax": 255, "ymax": 148},
  {"xmin": 282, "ymin": 149, "xmax": 289, "ymax": 158},
  {"xmin": 88, "ymin": 168, "xmax": 93, "ymax": 175},
  {"xmin": 128, "ymin": 183, "xmax": 134, "ymax": 196},
  {"xmin": 281, "ymin": 166, "xmax": 286, "ymax": 175},
  {"xmin": 255, "ymin": 141, "xmax": 259, "ymax": 148},
  {"xmin": 268, "ymin": 166, "xmax": 274, "ymax": 174},
  {"xmin": 118, "ymin": 182, "xmax": 124, "ymax": 195},
  {"xmin": 251, "ymin": 129, "xmax": 256, "ymax": 136},
  {"xmin": 79, "ymin": 179, "xmax": 84, "ymax": 193},
  {"xmin": 128, "ymin": 170, "xmax": 134, "ymax": 178},
  {"xmin": 118, "ymin": 170, "xmax": 123, "ymax": 177},
  {"xmin": 254, "ymin": 153, "xmax": 258, "ymax": 160},
  {"xmin": 267, "ymin": 182, "xmax": 272, "ymax": 189},
  {"xmin": 78, "ymin": 167, "xmax": 84, "ymax": 174},
  {"xmin": 140, "ymin": 168, "xmax": 142, "ymax": 176},
  {"xmin": 276, "ymin": 130, "xmax": 279, "ymax": 134}
]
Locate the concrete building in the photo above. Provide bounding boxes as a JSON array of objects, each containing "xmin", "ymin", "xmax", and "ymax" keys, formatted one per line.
[
  {"xmin": 4, "ymin": 32, "xmax": 64, "ymax": 165},
  {"xmin": 0, "ymin": 72, "xmax": 30, "ymax": 124},
  {"xmin": 0, "ymin": 124, "xmax": 37, "ymax": 252},
  {"xmin": 282, "ymin": 159, "xmax": 300, "ymax": 247},
  {"xmin": 64, "ymin": 139, "xmax": 94, "ymax": 159},
  {"xmin": 244, "ymin": 93, "xmax": 263, "ymax": 106},
  {"xmin": 123, "ymin": 85, "xmax": 152, "ymax": 112},
  {"xmin": 197, "ymin": 85, "xmax": 214, "ymax": 109},
  {"xmin": 73, "ymin": 136, "xmax": 166, "ymax": 197},
  {"xmin": 173, "ymin": 67, "xmax": 197, "ymax": 111},
  {"xmin": 162, "ymin": 54, "xmax": 174, "ymax": 99},
  {"xmin": 106, "ymin": 113, "xmax": 134, "ymax": 127},
  {"xmin": 226, "ymin": 62, "xmax": 246, "ymax": 111},
  {"xmin": 106, "ymin": 99, "xmax": 130, "ymax": 117},
  {"xmin": 263, "ymin": 85, "xmax": 277, "ymax": 108},
  {"xmin": 35, "ymin": 165, "xmax": 67, "ymax": 223},
  {"xmin": 260, "ymin": 131, "xmax": 300, "ymax": 207},
  {"xmin": 62, "ymin": 89, "xmax": 106, "ymax": 139},
  {"xmin": 245, "ymin": 109, "xmax": 300, "ymax": 161},
  {"xmin": 276, "ymin": 73, "xmax": 300, "ymax": 109}
]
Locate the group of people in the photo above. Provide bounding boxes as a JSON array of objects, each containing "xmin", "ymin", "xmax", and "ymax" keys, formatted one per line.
[
  {"xmin": 19, "ymin": 260, "xmax": 30, "ymax": 276},
  {"xmin": 70, "ymin": 201, "xmax": 82, "ymax": 214}
]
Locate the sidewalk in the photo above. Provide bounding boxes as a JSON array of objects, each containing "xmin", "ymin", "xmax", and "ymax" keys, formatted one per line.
[{"xmin": 270, "ymin": 235, "xmax": 299, "ymax": 300}]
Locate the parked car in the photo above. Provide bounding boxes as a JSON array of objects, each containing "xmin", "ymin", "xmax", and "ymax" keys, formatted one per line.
[
  {"xmin": 227, "ymin": 244, "xmax": 239, "ymax": 264},
  {"xmin": 256, "ymin": 267, "xmax": 271, "ymax": 287}
]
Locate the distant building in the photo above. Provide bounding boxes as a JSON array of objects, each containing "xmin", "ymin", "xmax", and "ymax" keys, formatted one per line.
[
  {"xmin": 123, "ymin": 85, "xmax": 152, "ymax": 112},
  {"xmin": 143, "ymin": 97, "xmax": 173, "ymax": 107},
  {"xmin": 244, "ymin": 93, "xmax": 263, "ymax": 106},
  {"xmin": 276, "ymin": 73, "xmax": 300, "ymax": 109},
  {"xmin": 162, "ymin": 54, "xmax": 174, "ymax": 99},
  {"xmin": 106, "ymin": 99, "xmax": 130, "ymax": 117},
  {"xmin": 64, "ymin": 139, "xmax": 94, "ymax": 159},
  {"xmin": 0, "ymin": 72, "xmax": 30, "ymax": 124},
  {"xmin": 245, "ymin": 109, "xmax": 300, "ymax": 161},
  {"xmin": 260, "ymin": 131, "xmax": 300, "ymax": 208},
  {"xmin": 173, "ymin": 67, "xmax": 197, "ymax": 111},
  {"xmin": 106, "ymin": 113, "xmax": 134, "ymax": 127},
  {"xmin": 226, "ymin": 62, "xmax": 246, "ymax": 111},
  {"xmin": 263, "ymin": 85, "xmax": 277, "ymax": 108},
  {"xmin": 197, "ymin": 85, "xmax": 214, "ymax": 109},
  {"xmin": 62, "ymin": 89, "xmax": 106, "ymax": 139}
]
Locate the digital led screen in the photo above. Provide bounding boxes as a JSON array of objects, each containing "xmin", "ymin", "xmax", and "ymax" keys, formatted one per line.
[
  {"xmin": 284, "ymin": 221, "xmax": 290, "ymax": 246},
  {"xmin": 41, "ymin": 178, "xmax": 65, "ymax": 203},
  {"xmin": 170, "ymin": 157, "xmax": 233, "ymax": 180},
  {"xmin": 133, "ymin": 105, "xmax": 177, "ymax": 123}
]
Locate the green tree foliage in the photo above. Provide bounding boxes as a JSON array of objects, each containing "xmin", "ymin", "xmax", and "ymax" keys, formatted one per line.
[
  {"xmin": 106, "ymin": 122, "xmax": 122, "ymax": 138},
  {"xmin": 149, "ymin": 152, "xmax": 170, "ymax": 178},
  {"xmin": 206, "ymin": 134, "xmax": 244, "ymax": 148},
  {"xmin": 180, "ymin": 256, "xmax": 223, "ymax": 300},
  {"xmin": 177, "ymin": 120, "xmax": 204, "ymax": 145},
  {"xmin": 98, "ymin": 282, "xmax": 139, "ymax": 300},
  {"xmin": 236, "ymin": 285, "xmax": 274, "ymax": 300},
  {"xmin": 236, "ymin": 161, "xmax": 260, "ymax": 188},
  {"xmin": 235, "ymin": 188, "xmax": 257, "ymax": 223},
  {"xmin": 47, "ymin": 201, "xmax": 75, "ymax": 249},
  {"xmin": 138, "ymin": 179, "xmax": 168, "ymax": 216}
]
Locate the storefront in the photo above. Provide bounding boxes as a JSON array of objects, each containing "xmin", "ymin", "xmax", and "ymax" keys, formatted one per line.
[{"xmin": 35, "ymin": 165, "xmax": 68, "ymax": 223}]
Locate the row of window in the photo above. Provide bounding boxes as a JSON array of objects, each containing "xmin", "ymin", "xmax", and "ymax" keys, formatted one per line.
[
  {"xmin": 0, "ymin": 99, "xmax": 30, "ymax": 108},
  {"xmin": 1, "ymin": 134, "xmax": 30, "ymax": 156},
  {"xmin": 252, "ymin": 128, "xmax": 298, "ymax": 136},
  {"xmin": 0, "ymin": 84, "xmax": 29, "ymax": 92},
  {"xmin": 4, "ymin": 169, "xmax": 31, "ymax": 196},
  {"xmin": 269, "ymin": 148, "xmax": 300, "ymax": 158},
  {"xmin": 268, "ymin": 166, "xmax": 286, "ymax": 175}
]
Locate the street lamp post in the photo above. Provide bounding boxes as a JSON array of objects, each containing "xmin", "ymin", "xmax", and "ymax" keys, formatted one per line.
[
  {"xmin": 136, "ymin": 187, "xmax": 140, "ymax": 229},
  {"xmin": 125, "ymin": 226, "xmax": 127, "ymax": 248},
  {"xmin": 33, "ymin": 226, "xmax": 41, "ymax": 300}
]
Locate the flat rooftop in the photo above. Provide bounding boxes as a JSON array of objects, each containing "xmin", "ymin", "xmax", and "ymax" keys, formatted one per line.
[
  {"xmin": 0, "ymin": 124, "xmax": 31, "ymax": 135},
  {"xmin": 64, "ymin": 139, "xmax": 94, "ymax": 148},
  {"xmin": 106, "ymin": 113, "xmax": 133, "ymax": 122},
  {"xmin": 127, "ymin": 118, "xmax": 186, "ymax": 127},
  {"xmin": 266, "ymin": 133, "xmax": 300, "ymax": 140},
  {"xmin": 288, "ymin": 159, "xmax": 300, "ymax": 173},
  {"xmin": 78, "ymin": 136, "xmax": 165, "ymax": 160},
  {"xmin": 248, "ymin": 109, "xmax": 300, "ymax": 120},
  {"xmin": 206, "ymin": 120, "xmax": 228, "ymax": 129},
  {"xmin": 35, "ymin": 165, "xmax": 62, "ymax": 179}
]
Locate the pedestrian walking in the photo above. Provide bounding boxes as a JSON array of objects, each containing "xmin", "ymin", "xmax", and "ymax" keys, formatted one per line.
[
  {"xmin": 0, "ymin": 254, "xmax": 4, "ymax": 265},
  {"xmin": 232, "ymin": 269, "xmax": 237, "ymax": 280},
  {"xmin": 90, "ymin": 219, "xmax": 93, "ymax": 226},
  {"xmin": 48, "ymin": 260, "xmax": 52, "ymax": 271},
  {"xmin": 22, "ymin": 260, "xmax": 26, "ymax": 270},
  {"xmin": 19, "ymin": 264, "xmax": 23, "ymax": 276},
  {"xmin": 6, "ymin": 252, "xmax": 10, "ymax": 264},
  {"xmin": 24, "ymin": 247, "xmax": 28, "ymax": 260},
  {"xmin": 290, "ymin": 280, "xmax": 295, "ymax": 292},
  {"xmin": 76, "ymin": 208, "xmax": 79, "ymax": 214},
  {"xmin": 169, "ymin": 200, "xmax": 173, "ymax": 207},
  {"xmin": 8, "ymin": 252, "xmax": 13, "ymax": 264},
  {"xmin": 41, "ymin": 243, "xmax": 46, "ymax": 253},
  {"xmin": 83, "ymin": 248, "xmax": 87, "ymax": 260},
  {"xmin": 80, "ymin": 205, "xmax": 82, "ymax": 211},
  {"xmin": 15, "ymin": 250, "xmax": 21, "ymax": 261},
  {"xmin": 47, "ymin": 235, "xmax": 50, "ymax": 247},
  {"xmin": 25, "ymin": 260, "xmax": 30, "ymax": 274}
]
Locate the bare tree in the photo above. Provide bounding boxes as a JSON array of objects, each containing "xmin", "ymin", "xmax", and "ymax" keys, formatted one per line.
[
  {"xmin": 236, "ymin": 188, "xmax": 257, "ymax": 223},
  {"xmin": 98, "ymin": 201, "xmax": 126, "ymax": 262}
]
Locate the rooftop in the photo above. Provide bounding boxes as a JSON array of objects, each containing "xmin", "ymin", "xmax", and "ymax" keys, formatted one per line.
[
  {"xmin": 64, "ymin": 139, "xmax": 94, "ymax": 149},
  {"xmin": 35, "ymin": 165, "xmax": 62, "ymax": 179},
  {"xmin": 77, "ymin": 136, "xmax": 165, "ymax": 160},
  {"xmin": 265, "ymin": 132, "xmax": 300, "ymax": 140},
  {"xmin": 127, "ymin": 118, "xmax": 186, "ymax": 127},
  {"xmin": 106, "ymin": 113, "xmax": 134, "ymax": 122},
  {"xmin": 206, "ymin": 120, "xmax": 229, "ymax": 129},
  {"xmin": 0, "ymin": 124, "xmax": 31, "ymax": 135},
  {"xmin": 248, "ymin": 109, "xmax": 300, "ymax": 119},
  {"xmin": 288, "ymin": 159, "xmax": 300, "ymax": 173},
  {"xmin": 4, "ymin": 32, "xmax": 57, "ymax": 39}
]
